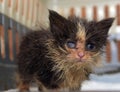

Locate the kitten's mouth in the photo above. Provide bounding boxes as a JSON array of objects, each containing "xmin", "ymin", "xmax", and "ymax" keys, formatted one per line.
[
  {"xmin": 67, "ymin": 55, "xmax": 86, "ymax": 63},
  {"xmin": 74, "ymin": 58, "xmax": 86, "ymax": 63},
  {"xmin": 78, "ymin": 59, "xmax": 86, "ymax": 63}
]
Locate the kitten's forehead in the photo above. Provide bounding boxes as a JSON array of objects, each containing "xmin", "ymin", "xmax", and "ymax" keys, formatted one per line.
[{"xmin": 76, "ymin": 23, "xmax": 86, "ymax": 41}]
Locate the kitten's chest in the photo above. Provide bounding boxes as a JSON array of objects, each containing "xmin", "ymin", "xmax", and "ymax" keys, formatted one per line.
[{"xmin": 60, "ymin": 67, "xmax": 89, "ymax": 89}]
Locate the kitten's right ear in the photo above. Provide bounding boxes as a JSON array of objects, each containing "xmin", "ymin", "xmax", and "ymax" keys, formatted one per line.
[{"xmin": 49, "ymin": 10, "xmax": 68, "ymax": 39}]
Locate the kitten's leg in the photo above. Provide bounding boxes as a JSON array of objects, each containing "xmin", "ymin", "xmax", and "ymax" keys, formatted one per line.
[
  {"xmin": 38, "ymin": 85, "xmax": 43, "ymax": 91},
  {"xmin": 34, "ymin": 78, "xmax": 47, "ymax": 92},
  {"xmin": 38, "ymin": 84, "xmax": 46, "ymax": 92},
  {"xmin": 18, "ymin": 80, "xmax": 30, "ymax": 92},
  {"xmin": 38, "ymin": 85, "xmax": 48, "ymax": 92},
  {"xmin": 16, "ymin": 74, "xmax": 30, "ymax": 92}
]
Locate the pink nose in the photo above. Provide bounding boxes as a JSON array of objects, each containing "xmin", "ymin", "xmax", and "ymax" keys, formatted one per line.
[{"xmin": 78, "ymin": 52, "xmax": 85, "ymax": 58}]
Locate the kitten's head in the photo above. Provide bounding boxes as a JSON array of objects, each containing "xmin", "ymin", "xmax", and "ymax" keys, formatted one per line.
[{"xmin": 49, "ymin": 10, "xmax": 114, "ymax": 64}]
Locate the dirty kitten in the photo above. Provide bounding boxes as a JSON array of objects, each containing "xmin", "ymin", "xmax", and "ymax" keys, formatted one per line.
[{"xmin": 17, "ymin": 10, "xmax": 114, "ymax": 92}]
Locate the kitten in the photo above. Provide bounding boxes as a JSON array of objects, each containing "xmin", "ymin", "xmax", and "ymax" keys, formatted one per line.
[{"xmin": 17, "ymin": 10, "xmax": 114, "ymax": 92}]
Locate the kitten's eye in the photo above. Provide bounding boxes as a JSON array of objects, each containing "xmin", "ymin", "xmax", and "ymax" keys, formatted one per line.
[
  {"xmin": 66, "ymin": 41, "xmax": 76, "ymax": 49},
  {"xmin": 86, "ymin": 43, "xmax": 96, "ymax": 51}
]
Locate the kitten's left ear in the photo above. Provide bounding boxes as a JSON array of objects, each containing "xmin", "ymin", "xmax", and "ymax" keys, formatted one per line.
[
  {"xmin": 49, "ymin": 10, "xmax": 69, "ymax": 38},
  {"xmin": 96, "ymin": 18, "xmax": 115, "ymax": 34}
]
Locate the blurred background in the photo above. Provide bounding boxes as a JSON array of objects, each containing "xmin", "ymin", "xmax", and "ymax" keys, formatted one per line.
[{"xmin": 0, "ymin": 0, "xmax": 120, "ymax": 91}]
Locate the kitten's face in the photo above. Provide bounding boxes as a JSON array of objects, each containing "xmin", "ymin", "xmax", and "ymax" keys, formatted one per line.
[
  {"xmin": 49, "ymin": 10, "xmax": 114, "ymax": 63},
  {"xmin": 64, "ymin": 25, "xmax": 96, "ymax": 62}
]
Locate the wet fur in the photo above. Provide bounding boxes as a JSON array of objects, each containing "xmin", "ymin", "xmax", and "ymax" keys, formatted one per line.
[{"xmin": 17, "ymin": 10, "xmax": 114, "ymax": 92}]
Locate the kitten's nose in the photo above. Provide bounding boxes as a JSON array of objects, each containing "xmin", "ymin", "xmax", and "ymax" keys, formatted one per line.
[{"xmin": 78, "ymin": 52, "xmax": 85, "ymax": 58}]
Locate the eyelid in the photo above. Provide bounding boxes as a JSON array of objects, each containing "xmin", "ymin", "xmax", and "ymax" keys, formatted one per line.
[{"xmin": 67, "ymin": 40, "xmax": 76, "ymax": 44}]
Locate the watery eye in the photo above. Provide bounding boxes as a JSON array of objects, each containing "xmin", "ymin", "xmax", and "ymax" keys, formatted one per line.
[
  {"xmin": 67, "ymin": 41, "xmax": 76, "ymax": 49},
  {"xmin": 86, "ymin": 43, "xmax": 96, "ymax": 51}
]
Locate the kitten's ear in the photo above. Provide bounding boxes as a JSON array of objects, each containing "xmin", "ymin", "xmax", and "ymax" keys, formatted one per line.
[
  {"xmin": 96, "ymin": 18, "xmax": 115, "ymax": 34},
  {"xmin": 49, "ymin": 10, "xmax": 69, "ymax": 39}
]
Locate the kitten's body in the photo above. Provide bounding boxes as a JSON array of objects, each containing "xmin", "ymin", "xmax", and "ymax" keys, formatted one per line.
[{"xmin": 17, "ymin": 10, "xmax": 114, "ymax": 92}]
